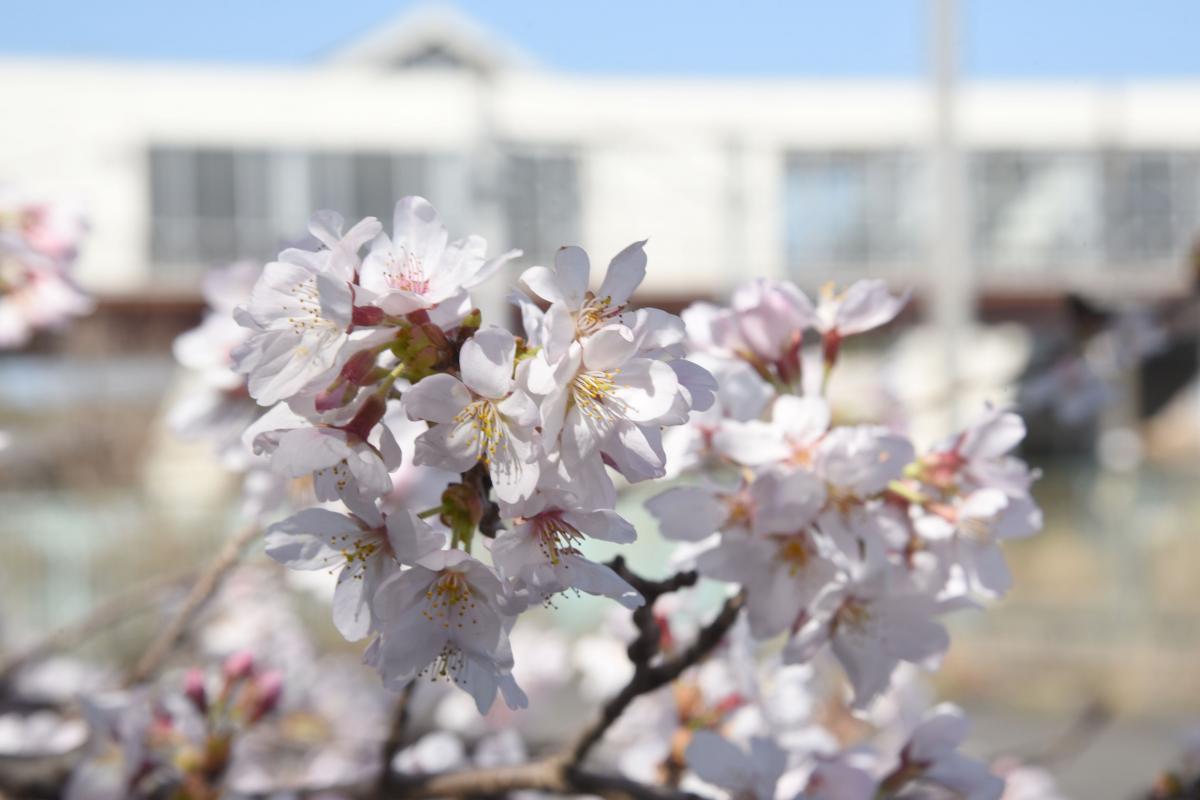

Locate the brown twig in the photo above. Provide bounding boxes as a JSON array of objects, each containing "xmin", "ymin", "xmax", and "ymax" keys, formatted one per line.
[
  {"xmin": 385, "ymin": 756, "xmax": 703, "ymax": 800},
  {"xmin": 571, "ymin": 576, "xmax": 745, "ymax": 764},
  {"xmin": 0, "ymin": 569, "xmax": 196, "ymax": 686},
  {"xmin": 125, "ymin": 524, "xmax": 260, "ymax": 687},
  {"xmin": 363, "ymin": 560, "xmax": 741, "ymax": 799},
  {"xmin": 1023, "ymin": 699, "xmax": 1110, "ymax": 768},
  {"xmin": 374, "ymin": 682, "xmax": 416, "ymax": 793}
]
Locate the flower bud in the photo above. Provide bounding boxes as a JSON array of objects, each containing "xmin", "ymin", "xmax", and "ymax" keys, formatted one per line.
[
  {"xmin": 339, "ymin": 347, "xmax": 382, "ymax": 386},
  {"xmin": 459, "ymin": 308, "xmax": 482, "ymax": 332},
  {"xmin": 247, "ymin": 669, "xmax": 284, "ymax": 723},
  {"xmin": 222, "ymin": 650, "xmax": 255, "ymax": 682},
  {"xmin": 821, "ymin": 329, "xmax": 843, "ymax": 371},
  {"xmin": 315, "ymin": 382, "xmax": 358, "ymax": 413},
  {"xmin": 184, "ymin": 668, "xmax": 208, "ymax": 715},
  {"xmin": 351, "ymin": 304, "xmax": 385, "ymax": 327},
  {"xmin": 344, "ymin": 393, "xmax": 387, "ymax": 442},
  {"xmin": 440, "ymin": 483, "xmax": 484, "ymax": 546},
  {"xmin": 777, "ymin": 329, "xmax": 804, "ymax": 386},
  {"xmin": 714, "ymin": 692, "xmax": 745, "ymax": 715}
]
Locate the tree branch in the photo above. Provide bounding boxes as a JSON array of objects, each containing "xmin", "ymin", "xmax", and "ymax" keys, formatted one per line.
[
  {"xmin": 0, "ymin": 569, "xmax": 196, "ymax": 686},
  {"xmin": 125, "ymin": 524, "xmax": 259, "ymax": 687},
  {"xmin": 1023, "ymin": 699, "xmax": 1110, "ymax": 768},
  {"xmin": 570, "ymin": 579, "xmax": 745, "ymax": 764},
  {"xmin": 384, "ymin": 756, "xmax": 703, "ymax": 800},
  {"xmin": 374, "ymin": 682, "xmax": 415, "ymax": 793},
  {"xmin": 362, "ymin": 561, "xmax": 742, "ymax": 799}
]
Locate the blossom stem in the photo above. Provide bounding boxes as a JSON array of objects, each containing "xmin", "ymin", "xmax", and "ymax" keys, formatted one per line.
[
  {"xmin": 886, "ymin": 478, "xmax": 929, "ymax": 506},
  {"xmin": 125, "ymin": 524, "xmax": 260, "ymax": 687}
]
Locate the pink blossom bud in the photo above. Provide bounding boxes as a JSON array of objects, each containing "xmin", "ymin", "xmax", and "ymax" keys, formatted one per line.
[
  {"xmin": 654, "ymin": 610, "xmax": 676, "ymax": 652},
  {"xmin": 222, "ymin": 650, "xmax": 255, "ymax": 682},
  {"xmin": 822, "ymin": 330, "xmax": 843, "ymax": 370},
  {"xmin": 777, "ymin": 330, "xmax": 804, "ymax": 386},
  {"xmin": 315, "ymin": 382, "xmax": 357, "ymax": 413},
  {"xmin": 714, "ymin": 692, "xmax": 746, "ymax": 715},
  {"xmin": 352, "ymin": 304, "xmax": 385, "ymax": 327},
  {"xmin": 150, "ymin": 704, "xmax": 174, "ymax": 740},
  {"xmin": 184, "ymin": 668, "xmax": 208, "ymax": 714},
  {"xmin": 248, "ymin": 669, "xmax": 284, "ymax": 722},
  {"xmin": 339, "ymin": 347, "xmax": 380, "ymax": 386},
  {"xmin": 344, "ymin": 393, "xmax": 387, "ymax": 442}
]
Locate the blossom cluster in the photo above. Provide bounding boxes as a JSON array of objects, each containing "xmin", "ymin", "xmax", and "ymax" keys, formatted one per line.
[
  {"xmin": 651, "ymin": 278, "xmax": 1042, "ymax": 712},
  {"xmin": 161, "ymin": 194, "xmax": 1051, "ymax": 798},
  {"xmin": 0, "ymin": 191, "xmax": 90, "ymax": 349},
  {"xmin": 231, "ymin": 197, "xmax": 713, "ymax": 714},
  {"xmin": 68, "ymin": 652, "xmax": 282, "ymax": 800},
  {"xmin": 617, "ymin": 278, "xmax": 1045, "ymax": 798}
]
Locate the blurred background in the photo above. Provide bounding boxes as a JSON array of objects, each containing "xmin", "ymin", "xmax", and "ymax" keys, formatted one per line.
[{"xmin": 1, "ymin": 1, "xmax": 1198, "ymax": 795}]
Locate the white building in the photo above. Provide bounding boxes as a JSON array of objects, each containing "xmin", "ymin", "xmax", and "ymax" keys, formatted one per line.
[{"xmin": 2, "ymin": 5, "xmax": 1199, "ymax": 305}]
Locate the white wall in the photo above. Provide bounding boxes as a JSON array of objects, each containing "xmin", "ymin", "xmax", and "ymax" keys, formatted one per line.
[{"xmin": 2, "ymin": 57, "xmax": 1199, "ymax": 298}]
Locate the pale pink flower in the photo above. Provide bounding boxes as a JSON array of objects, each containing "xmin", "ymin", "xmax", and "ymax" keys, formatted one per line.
[
  {"xmin": 519, "ymin": 242, "xmax": 647, "ymax": 356},
  {"xmin": 265, "ymin": 502, "xmax": 443, "ymax": 640},
  {"xmin": 786, "ymin": 566, "xmax": 949, "ymax": 710},
  {"xmin": 898, "ymin": 703, "xmax": 1004, "ymax": 800},
  {"xmin": 360, "ymin": 197, "xmax": 519, "ymax": 316},
  {"xmin": 234, "ymin": 212, "xmax": 381, "ymax": 405},
  {"xmin": 683, "ymin": 730, "xmax": 786, "ymax": 800},
  {"xmin": 405, "ymin": 326, "xmax": 540, "ymax": 503},
  {"xmin": 370, "ymin": 549, "xmax": 527, "ymax": 714}
]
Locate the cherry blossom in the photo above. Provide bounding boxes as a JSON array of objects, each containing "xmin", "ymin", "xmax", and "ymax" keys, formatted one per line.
[
  {"xmin": 0, "ymin": 194, "xmax": 91, "ymax": 348},
  {"xmin": 813, "ymin": 280, "xmax": 909, "ymax": 341},
  {"xmin": 193, "ymin": 191, "xmax": 1047, "ymax": 793},
  {"xmin": 490, "ymin": 483, "xmax": 642, "ymax": 609},
  {"xmin": 785, "ymin": 566, "xmax": 950, "ymax": 709},
  {"xmin": 713, "ymin": 394, "xmax": 831, "ymax": 467},
  {"xmin": 893, "ymin": 703, "xmax": 1004, "ymax": 799},
  {"xmin": 532, "ymin": 324, "xmax": 680, "ymax": 474},
  {"xmin": 370, "ymin": 549, "xmax": 527, "ymax": 714},
  {"xmin": 916, "ymin": 488, "xmax": 1042, "ymax": 598},
  {"xmin": 170, "ymin": 261, "xmax": 262, "ymax": 467},
  {"xmin": 519, "ymin": 241, "xmax": 647, "ymax": 353},
  {"xmin": 405, "ymin": 325, "xmax": 540, "ymax": 504},
  {"xmin": 360, "ymin": 196, "xmax": 519, "ymax": 315},
  {"xmin": 253, "ymin": 400, "xmax": 403, "ymax": 504},
  {"xmin": 265, "ymin": 502, "xmax": 444, "ymax": 640},
  {"xmin": 683, "ymin": 730, "xmax": 786, "ymax": 800},
  {"xmin": 233, "ymin": 213, "xmax": 380, "ymax": 405},
  {"xmin": 706, "ymin": 278, "xmax": 814, "ymax": 381}
]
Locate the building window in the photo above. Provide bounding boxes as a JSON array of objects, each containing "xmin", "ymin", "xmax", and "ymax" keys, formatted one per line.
[
  {"xmin": 307, "ymin": 152, "xmax": 431, "ymax": 229},
  {"xmin": 972, "ymin": 150, "xmax": 1200, "ymax": 275},
  {"xmin": 784, "ymin": 152, "xmax": 925, "ymax": 275},
  {"xmin": 1103, "ymin": 151, "xmax": 1200, "ymax": 268},
  {"xmin": 150, "ymin": 148, "xmax": 273, "ymax": 268},
  {"xmin": 150, "ymin": 147, "xmax": 446, "ymax": 273},
  {"xmin": 503, "ymin": 150, "xmax": 580, "ymax": 267},
  {"xmin": 971, "ymin": 152, "xmax": 1104, "ymax": 272}
]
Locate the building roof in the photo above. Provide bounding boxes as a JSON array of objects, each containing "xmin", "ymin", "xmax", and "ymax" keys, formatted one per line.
[{"xmin": 326, "ymin": 3, "xmax": 535, "ymax": 75}]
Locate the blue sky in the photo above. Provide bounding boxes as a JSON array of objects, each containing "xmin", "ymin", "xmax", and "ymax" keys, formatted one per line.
[{"xmin": 1, "ymin": 1, "xmax": 1198, "ymax": 78}]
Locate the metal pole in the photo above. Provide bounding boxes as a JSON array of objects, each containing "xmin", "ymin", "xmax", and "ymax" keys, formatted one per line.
[{"xmin": 930, "ymin": 0, "xmax": 973, "ymax": 431}]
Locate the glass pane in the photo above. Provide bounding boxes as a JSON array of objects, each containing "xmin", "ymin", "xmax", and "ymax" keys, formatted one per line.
[
  {"xmin": 504, "ymin": 152, "xmax": 580, "ymax": 266},
  {"xmin": 149, "ymin": 148, "xmax": 195, "ymax": 219},
  {"xmin": 308, "ymin": 152, "xmax": 355, "ymax": 219},
  {"xmin": 194, "ymin": 150, "xmax": 237, "ymax": 221},
  {"xmin": 149, "ymin": 147, "xmax": 196, "ymax": 264},
  {"xmin": 971, "ymin": 151, "xmax": 1103, "ymax": 271},
  {"xmin": 352, "ymin": 152, "xmax": 397, "ymax": 223},
  {"xmin": 784, "ymin": 152, "xmax": 923, "ymax": 274},
  {"xmin": 393, "ymin": 154, "xmax": 432, "ymax": 213},
  {"xmin": 1104, "ymin": 152, "xmax": 1200, "ymax": 266}
]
